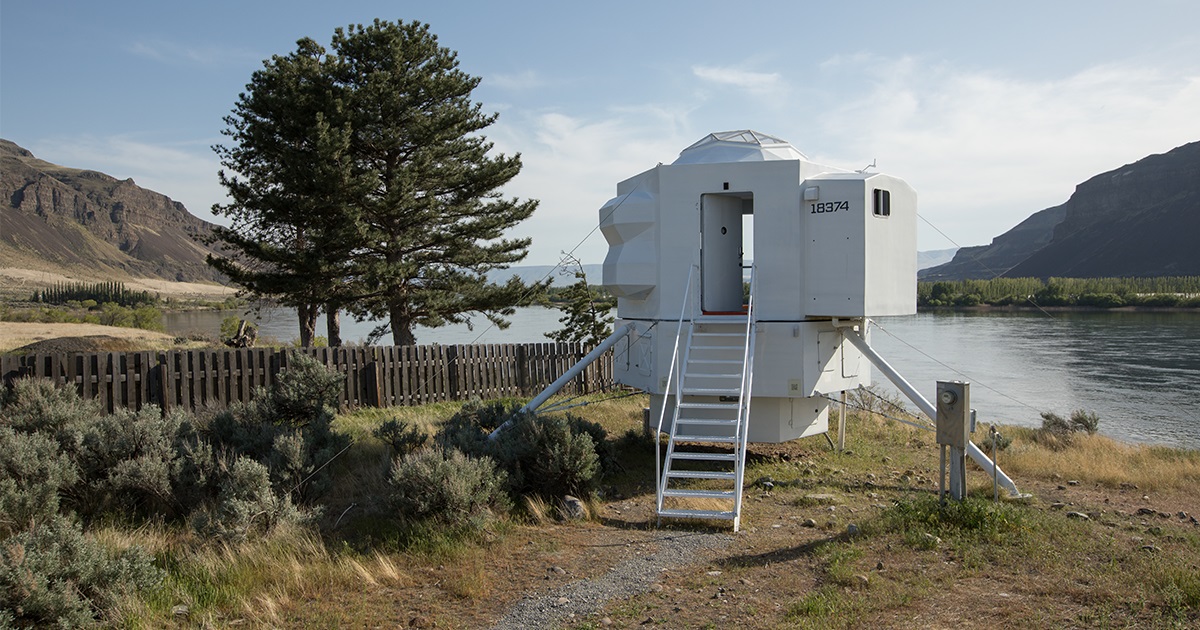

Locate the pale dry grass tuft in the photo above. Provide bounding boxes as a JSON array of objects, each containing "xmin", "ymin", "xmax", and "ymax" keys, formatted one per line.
[
  {"xmin": 370, "ymin": 552, "xmax": 411, "ymax": 586},
  {"xmin": 347, "ymin": 557, "xmax": 379, "ymax": 586},
  {"xmin": 245, "ymin": 591, "xmax": 289, "ymax": 626},
  {"xmin": 523, "ymin": 495, "xmax": 551, "ymax": 525},
  {"xmin": 1001, "ymin": 427, "xmax": 1200, "ymax": 491},
  {"xmin": 340, "ymin": 552, "xmax": 413, "ymax": 588}
]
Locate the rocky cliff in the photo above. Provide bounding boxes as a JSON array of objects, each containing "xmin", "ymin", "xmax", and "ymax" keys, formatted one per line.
[
  {"xmin": 919, "ymin": 205, "xmax": 1065, "ymax": 280},
  {"xmin": 0, "ymin": 139, "xmax": 224, "ymax": 282},
  {"xmin": 922, "ymin": 140, "xmax": 1200, "ymax": 280}
]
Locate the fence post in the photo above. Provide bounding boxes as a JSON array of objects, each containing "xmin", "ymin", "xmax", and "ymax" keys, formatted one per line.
[{"xmin": 516, "ymin": 344, "xmax": 528, "ymax": 396}]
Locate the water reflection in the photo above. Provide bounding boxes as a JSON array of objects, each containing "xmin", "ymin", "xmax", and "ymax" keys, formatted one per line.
[{"xmin": 872, "ymin": 311, "xmax": 1200, "ymax": 449}]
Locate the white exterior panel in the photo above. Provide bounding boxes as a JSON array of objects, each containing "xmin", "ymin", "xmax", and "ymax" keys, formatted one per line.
[{"xmin": 602, "ymin": 131, "xmax": 913, "ymax": 444}]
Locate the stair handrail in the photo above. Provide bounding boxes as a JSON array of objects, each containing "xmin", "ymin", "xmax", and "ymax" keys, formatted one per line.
[
  {"xmin": 656, "ymin": 264, "xmax": 698, "ymax": 511},
  {"xmin": 734, "ymin": 264, "xmax": 758, "ymax": 526}
]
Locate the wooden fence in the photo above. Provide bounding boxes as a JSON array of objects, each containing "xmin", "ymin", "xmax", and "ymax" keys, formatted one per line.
[{"xmin": 0, "ymin": 343, "xmax": 614, "ymax": 415}]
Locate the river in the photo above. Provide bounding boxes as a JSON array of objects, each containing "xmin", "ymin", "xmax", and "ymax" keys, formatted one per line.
[{"xmin": 164, "ymin": 307, "xmax": 1200, "ymax": 450}]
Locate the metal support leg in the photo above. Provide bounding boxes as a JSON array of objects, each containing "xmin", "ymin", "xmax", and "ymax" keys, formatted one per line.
[{"xmin": 838, "ymin": 390, "xmax": 848, "ymax": 451}]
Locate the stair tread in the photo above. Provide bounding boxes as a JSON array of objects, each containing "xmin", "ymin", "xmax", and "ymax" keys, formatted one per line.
[
  {"xmin": 684, "ymin": 373, "xmax": 742, "ymax": 378},
  {"xmin": 682, "ymin": 388, "xmax": 741, "ymax": 395},
  {"xmin": 673, "ymin": 434, "xmax": 739, "ymax": 443},
  {"xmin": 669, "ymin": 451, "xmax": 737, "ymax": 461},
  {"xmin": 662, "ymin": 488, "xmax": 736, "ymax": 499},
  {"xmin": 666, "ymin": 470, "xmax": 737, "ymax": 480},
  {"xmin": 687, "ymin": 358, "xmax": 743, "ymax": 365},
  {"xmin": 677, "ymin": 401, "xmax": 740, "ymax": 409},
  {"xmin": 675, "ymin": 418, "xmax": 739, "ymax": 425},
  {"xmin": 658, "ymin": 508, "xmax": 737, "ymax": 520}
]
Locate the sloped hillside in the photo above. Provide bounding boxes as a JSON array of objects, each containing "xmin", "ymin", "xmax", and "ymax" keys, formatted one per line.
[
  {"xmin": 1004, "ymin": 141, "xmax": 1200, "ymax": 278},
  {"xmin": 922, "ymin": 140, "xmax": 1200, "ymax": 280},
  {"xmin": 0, "ymin": 139, "xmax": 225, "ymax": 283},
  {"xmin": 919, "ymin": 206, "xmax": 1065, "ymax": 280}
]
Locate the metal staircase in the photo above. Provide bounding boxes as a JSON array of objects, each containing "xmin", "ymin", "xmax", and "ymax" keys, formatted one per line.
[{"xmin": 656, "ymin": 267, "xmax": 756, "ymax": 531}]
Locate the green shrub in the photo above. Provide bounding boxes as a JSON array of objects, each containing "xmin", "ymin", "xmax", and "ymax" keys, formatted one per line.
[
  {"xmin": 873, "ymin": 495, "xmax": 1026, "ymax": 546},
  {"xmin": 454, "ymin": 398, "xmax": 519, "ymax": 432},
  {"xmin": 1, "ymin": 377, "xmax": 100, "ymax": 450},
  {"xmin": 202, "ymin": 353, "xmax": 348, "ymax": 504},
  {"xmin": 388, "ymin": 448, "xmax": 510, "ymax": 527},
  {"xmin": 0, "ymin": 427, "xmax": 78, "ymax": 537},
  {"xmin": 0, "ymin": 515, "xmax": 162, "ymax": 628},
  {"xmin": 1077, "ymin": 292, "xmax": 1125, "ymax": 308},
  {"xmin": 271, "ymin": 352, "xmax": 345, "ymax": 425},
  {"xmin": 432, "ymin": 401, "xmax": 606, "ymax": 499},
  {"xmin": 434, "ymin": 408, "xmax": 489, "ymax": 451},
  {"xmin": 373, "ymin": 419, "xmax": 429, "ymax": 456},
  {"xmin": 73, "ymin": 406, "xmax": 189, "ymax": 521},
  {"xmin": 189, "ymin": 457, "xmax": 307, "ymax": 541},
  {"xmin": 1131, "ymin": 294, "xmax": 1182, "ymax": 307},
  {"xmin": 566, "ymin": 414, "xmax": 613, "ymax": 472},
  {"xmin": 977, "ymin": 427, "xmax": 1012, "ymax": 453},
  {"xmin": 1037, "ymin": 411, "xmax": 1074, "ymax": 449},
  {"xmin": 487, "ymin": 411, "xmax": 601, "ymax": 498},
  {"xmin": 1069, "ymin": 409, "xmax": 1100, "ymax": 435},
  {"xmin": 1036, "ymin": 409, "xmax": 1101, "ymax": 449}
]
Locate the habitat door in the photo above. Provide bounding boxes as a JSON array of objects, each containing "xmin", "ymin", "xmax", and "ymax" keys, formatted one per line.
[{"xmin": 701, "ymin": 194, "xmax": 749, "ymax": 313}]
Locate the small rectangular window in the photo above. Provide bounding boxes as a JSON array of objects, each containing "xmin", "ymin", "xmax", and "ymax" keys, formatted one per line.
[{"xmin": 873, "ymin": 188, "xmax": 891, "ymax": 217}]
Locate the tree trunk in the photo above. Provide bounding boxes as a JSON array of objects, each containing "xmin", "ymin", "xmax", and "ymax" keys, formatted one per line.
[
  {"xmin": 389, "ymin": 303, "xmax": 416, "ymax": 347},
  {"xmin": 325, "ymin": 305, "xmax": 342, "ymax": 347},
  {"xmin": 298, "ymin": 303, "xmax": 318, "ymax": 347}
]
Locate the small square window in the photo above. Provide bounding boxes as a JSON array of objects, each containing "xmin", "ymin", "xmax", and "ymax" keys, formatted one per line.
[{"xmin": 873, "ymin": 189, "xmax": 891, "ymax": 217}]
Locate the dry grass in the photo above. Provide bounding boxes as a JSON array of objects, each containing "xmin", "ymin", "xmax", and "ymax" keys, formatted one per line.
[
  {"xmin": 999, "ymin": 425, "xmax": 1200, "ymax": 491},
  {"xmin": 80, "ymin": 395, "xmax": 1200, "ymax": 628},
  {"xmin": 0, "ymin": 321, "xmax": 189, "ymax": 353},
  {"xmin": 523, "ymin": 495, "xmax": 552, "ymax": 525},
  {"xmin": 0, "ymin": 266, "xmax": 234, "ymax": 299}
]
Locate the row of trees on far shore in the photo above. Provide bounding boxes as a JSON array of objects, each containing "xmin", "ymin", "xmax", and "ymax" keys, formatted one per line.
[
  {"xmin": 918, "ymin": 276, "xmax": 1200, "ymax": 308},
  {"xmin": 207, "ymin": 20, "xmax": 547, "ymax": 348}
]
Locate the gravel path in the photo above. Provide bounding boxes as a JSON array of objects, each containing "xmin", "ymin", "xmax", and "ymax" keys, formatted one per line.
[{"xmin": 490, "ymin": 531, "xmax": 733, "ymax": 629}]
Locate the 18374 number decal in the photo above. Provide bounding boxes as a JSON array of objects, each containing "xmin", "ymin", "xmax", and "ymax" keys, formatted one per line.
[{"xmin": 810, "ymin": 200, "xmax": 849, "ymax": 214}]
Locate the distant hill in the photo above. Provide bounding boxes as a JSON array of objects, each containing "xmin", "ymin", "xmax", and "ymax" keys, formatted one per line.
[
  {"xmin": 0, "ymin": 139, "xmax": 224, "ymax": 283},
  {"xmin": 495, "ymin": 251, "xmax": 956, "ymax": 288},
  {"xmin": 917, "ymin": 248, "xmax": 958, "ymax": 271},
  {"xmin": 922, "ymin": 140, "xmax": 1200, "ymax": 280},
  {"xmin": 489, "ymin": 264, "xmax": 604, "ymax": 288},
  {"xmin": 920, "ymin": 206, "xmax": 1066, "ymax": 280}
]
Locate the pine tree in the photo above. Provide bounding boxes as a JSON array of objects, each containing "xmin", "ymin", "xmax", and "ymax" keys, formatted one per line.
[
  {"xmin": 546, "ymin": 254, "xmax": 614, "ymax": 347},
  {"xmin": 209, "ymin": 20, "xmax": 543, "ymax": 347},
  {"xmin": 209, "ymin": 36, "xmax": 365, "ymax": 347}
]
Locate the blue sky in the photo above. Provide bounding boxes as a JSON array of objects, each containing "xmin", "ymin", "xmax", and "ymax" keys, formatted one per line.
[{"xmin": 3, "ymin": 0, "xmax": 1199, "ymax": 267}]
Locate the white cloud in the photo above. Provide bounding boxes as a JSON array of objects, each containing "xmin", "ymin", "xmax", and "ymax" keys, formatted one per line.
[
  {"xmin": 32, "ymin": 135, "xmax": 228, "ymax": 223},
  {"xmin": 692, "ymin": 65, "xmax": 782, "ymax": 94},
  {"xmin": 810, "ymin": 56, "xmax": 1200, "ymax": 248},
  {"xmin": 486, "ymin": 70, "xmax": 546, "ymax": 91},
  {"xmin": 127, "ymin": 40, "xmax": 261, "ymax": 67},
  {"xmin": 489, "ymin": 107, "xmax": 695, "ymax": 266}
]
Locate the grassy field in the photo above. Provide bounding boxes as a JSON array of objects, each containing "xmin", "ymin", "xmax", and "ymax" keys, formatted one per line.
[{"xmin": 89, "ymin": 392, "xmax": 1199, "ymax": 629}]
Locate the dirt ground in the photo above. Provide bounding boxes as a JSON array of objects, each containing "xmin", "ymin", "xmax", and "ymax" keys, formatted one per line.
[{"xmin": 268, "ymin": 438, "xmax": 1198, "ymax": 629}]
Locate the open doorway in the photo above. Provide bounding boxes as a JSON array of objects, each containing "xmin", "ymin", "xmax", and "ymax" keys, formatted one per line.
[{"xmin": 700, "ymin": 192, "xmax": 753, "ymax": 313}]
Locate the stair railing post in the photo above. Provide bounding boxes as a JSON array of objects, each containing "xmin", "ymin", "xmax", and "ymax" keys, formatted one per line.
[
  {"xmin": 657, "ymin": 264, "xmax": 696, "ymax": 518},
  {"xmin": 734, "ymin": 264, "xmax": 757, "ymax": 531}
]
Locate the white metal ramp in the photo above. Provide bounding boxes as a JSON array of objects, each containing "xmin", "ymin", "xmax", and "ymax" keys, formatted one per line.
[{"xmin": 656, "ymin": 271, "xmax": 756, "ymax": 530}]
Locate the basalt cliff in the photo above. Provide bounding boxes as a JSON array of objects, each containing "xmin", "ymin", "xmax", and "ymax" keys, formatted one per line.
[{"xmin": 1, "ymin": 139, "xmax": 224, "ymax": 283}]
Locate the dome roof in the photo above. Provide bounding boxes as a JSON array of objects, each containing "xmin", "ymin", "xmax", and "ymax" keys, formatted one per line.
[{"xmin": 672, "ymin": 130, "xmax": 808, "ymax": 165}]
